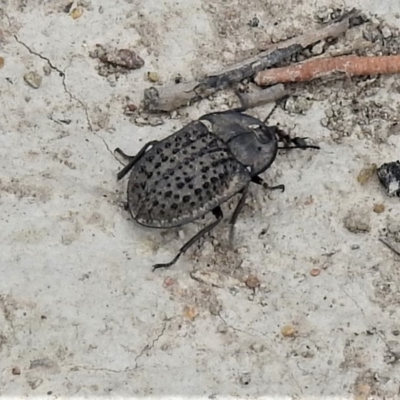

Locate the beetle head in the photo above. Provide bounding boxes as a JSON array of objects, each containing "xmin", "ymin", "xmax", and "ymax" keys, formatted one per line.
[{"xmin": 199, "ymin": 111, "xmax": 278, "ymax": 176}]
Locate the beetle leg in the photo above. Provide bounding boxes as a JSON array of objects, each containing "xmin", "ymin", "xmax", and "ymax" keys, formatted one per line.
[
  {"xmin": 152, "ymin": 207, "xmax": 224, "ymax": 271},
  {"xmin": 229, "ymin": 185, "xmax": 249, "ymax": 227},
  {"xmin": 114, "ymin": 140, "xmax": 159, "ymax": 181},
  {"xmin": 114, "ymin": 148, "xmax": 135, "ymax": 162},
  {"xmin": 271, "ymin": 126, "xmax": 320, "ymax": 150},
  {"xmin": 228, "ymin": 185, "xmax": 249, "ymax": 246},
  {"xmin": 229, "ymin": 179, "xmax": 284, "ymax": 246},
  {"xmin": 278, "ymin": 143, "xmax": 320, "ymax": 150},
  {"xmin": 251, "ymin": 175, "xmax": 285, "ymax": 192}
]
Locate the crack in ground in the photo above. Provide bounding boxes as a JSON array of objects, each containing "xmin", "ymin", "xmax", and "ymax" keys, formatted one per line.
[
  {"xmin": 13, "ymin": 34, "xmax": 65, "ymax": 77},
  {"xmin": 134, "ymin": 321, "xmax": 168, "ymax": 367},
  {"xmin": 66, "ymin": 322, "xmax": 168, "ymax": 374},
  {"xmin": 341, "ymin": 288, "xmax": 366, "ymax": 318},
  {"xmin": 68, "ymin": 364, "xmax": 138, "ymax": 374},
  {"xmin": 217, "ymin": 313, "xmax": 257, "ymax": 337},
  {"xmin": 12, "ymin": 33, "xmax": 120, "ymax": 163}
]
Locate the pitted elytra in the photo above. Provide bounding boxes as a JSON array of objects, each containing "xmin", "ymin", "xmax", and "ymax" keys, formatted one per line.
[{"xmin": 115, "ymin": 109, "xmax": 319, "ymax": 270}]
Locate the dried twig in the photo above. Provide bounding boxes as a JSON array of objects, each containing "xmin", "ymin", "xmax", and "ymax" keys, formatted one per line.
[
  {"xmin": 142, "ymin": 8, "xmax": 363, "ymax": 112},
  {"xmin": 237, "ymin": 84, "xmax": 287, "ymax": 109},
  {"xmin": 255, "ymin": 55, "xmax": 400, "ymax": 86},
  {"xmin": 143, "ymin": 45, "xmax": 300, "ymax": 113},
  {"xmin": 320, "ymin": 38, "xmax": 373, "ymax": 58},
  {"xmin": 255, "ymin": 9, "xmax": 364, "ymax": 56}
]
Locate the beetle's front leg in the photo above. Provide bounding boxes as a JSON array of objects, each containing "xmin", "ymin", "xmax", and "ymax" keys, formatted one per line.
[
  {"xmin": 270, "ymin": 126, "xmax": 320, "ymax": 150},
  {"xmin": 251, "ymin": 176, "xmax": 285, "ymax": 192}
]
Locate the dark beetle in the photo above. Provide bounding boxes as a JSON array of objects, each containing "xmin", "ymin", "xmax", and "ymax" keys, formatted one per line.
[
  {"xmin": 377, "ymin": 161, "xmax": 400, "ymax": 197},
  {"xmin": 115, "ymin": 109, "xmax": 319, "ymax": 270}
]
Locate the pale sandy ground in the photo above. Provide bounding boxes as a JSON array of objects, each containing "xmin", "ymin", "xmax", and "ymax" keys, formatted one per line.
[{"xmin": 1, "ymin": 0, "xmax": 400, "ymax": 398}]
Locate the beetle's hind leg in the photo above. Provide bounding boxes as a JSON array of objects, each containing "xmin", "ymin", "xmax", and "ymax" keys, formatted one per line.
[
  {"xmin": 228, "ymin": 186, "xmax": 249, "ymax": 246},
  {"xmin": 114, "ymin": 148, "xmax": 136, "ymax": 162},
  {"xmin": 229, "ymin": 179, "xmax": 284, "ymax": 245},
  {"xmin": 152, "ymin": 207, "xmax": 224, "ymax": 271},
  {"xmin": 271, "ymin": 126, "xmax": 320, "ymax": 150},
  {"xmin": 114, "ymin": 140, "xmax": 159, "ymax": 181}
]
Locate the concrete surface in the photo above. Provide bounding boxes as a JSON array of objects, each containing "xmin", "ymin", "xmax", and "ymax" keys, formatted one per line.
[{"xmin": 1, "ymin": 0, "xmax": 400, "ymax": 398}]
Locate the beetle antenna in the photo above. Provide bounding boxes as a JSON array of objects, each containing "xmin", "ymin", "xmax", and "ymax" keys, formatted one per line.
[{"xmin": 263, "ymin": 94, "xmax": 290, "ymax": 124}]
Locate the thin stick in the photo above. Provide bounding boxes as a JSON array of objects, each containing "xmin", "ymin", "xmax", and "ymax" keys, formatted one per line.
[
  {"xmin": 143, "ymin": 45, "xmax": 300, "ymax": 113},
  {"xmin": 142, "ymin": 9, "xmax": 363, "ymax": 112},
  {"xmin": 236, "ymin": 84, "xmax": 287, "ymax": 109},
  {"xmin": 255, "ymin": 55, "xmax": 400, "ymax": 86}
]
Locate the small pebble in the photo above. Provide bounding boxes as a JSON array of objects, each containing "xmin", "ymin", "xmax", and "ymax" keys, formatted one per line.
[
  {"xmin": 209, "ymin": 300, "xmax": 222, "ymax": 316},
  {"xmin": 320, "ymin": 117, "xmax": 329, "ymax": 127},
  {"xmin": 281, "ymin": 325, "xmax": 296, "ymax": 337},
  {"xmin": 380, "ymin": 26, "xmax": 392, "ymax": 39},
  {"xmin": 388, "ymin": 220, "xmax": 400, "ymax": 234},
  {"xmin": 310, "ymin": 268, "xmax": 321, "ymax": 277},
  {"xmin": 393, "ymin": 329, "xmax": 400, "ymax": 336},
  {"xmin": 285, "ymin": 97, "xmax": 310, "ymax": 114},
  {"xmin": 124, "ymin": 104, "xmax": 138, "ymax": 115},
  {"xmin": 0, "ymin": 56, "xmax": 4, "ymax": 69},
  {"xmin": 12, "ymin": 367, "xmax": 21, "ymax": 375},
  {"xmin": 160, "ymin": 343, "xmax": 169, "ymax": 351},
  {"xmin": 98, "ymin": 47, "xmax": 145, "ymax": 70},
  {"xmin": 343, "ymin": 207, "xmax": 371, "ymax": 233},
  {"xmin": 158, "ymin": 311, "xmax": 168, "ymax": 321},
  {"xmin": 311, "ymin": 41, "xmax": 325, "ymax": 55},
  {"xmin": 64, "ymin": 2, "xmax": 73, "ymax": 13},
  {"xmin": 147, "ymin": 71, "xmax": 159, "ymax": 83},
  {"xmin": 304, "ymin": 195, "xmax": 314, "ymax": 206},
  {"xmin": 148, "ymin": 117, "xmax": 164, "ymax": 127},
  {"xmin": 134, "ymin": 116, "xmax": 147, "ymax": 126},
  {"xmin": 163, "ymin": 277, "xmax": 175, "ymax": 288},
  {"xmin": 70, "ymin": 8, "xmax": 84, "ymax": 19},
  {"xmin": 217, "ymin": 324, "xmax": 228, "ymax": 334},
  {"xmin": 134, "ymin": 115, "xmax": 163, "ymax": 127},
  {"xmin": 357, "ymin": 164, "xmax": 377, "ymax": 185},
  {"xmin": 28, "ymin": 378, "xmax": 43, "ymax": 390},
  {"xmin": 43, "ymin": 65, "xmax": 51, "ymax": 76},
  {"xmin": 355, "ymin": 383, "xmax": 371, "ymax": 400},
  {"xmin": 239, "ymin": 372, "xmax": 251, "ymax": 385},
  {"xmin": 314, "ymin": 6, "xmax": 331, "ymax": 23},
  {"xmin": 351, "ymin": 244, "xmax": 360, "ymax": 250},
  {"xmin": 373, "ymin": 203, "xmax": 385, "ymax": 213},
  {"xmin": 248, "ymin": 16, "xmax": 259, "ymax": 27},
  {"xmin": 183, "ymin": 305, "xmax": 198, "ymax": 321},
  {"xmin": 190, "ymin": 269, "xmax": 240, "ymax": 288},
  {"xmin": 24, "ymin": 71, "xmax": 42, "ymax": 89},
  {"xmin": 325, "ymin": 108, "xmax": 334, "ymax": 118},
  {"xmin": 245, "ymin": 275, "xmax": 260, "ymax": 289},
  {"xmin": 260, "ymin": 298, "xmax": 268, "ymax": 306}
]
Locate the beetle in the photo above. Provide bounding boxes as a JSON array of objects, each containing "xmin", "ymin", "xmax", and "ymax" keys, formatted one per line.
[
  {"xmin": 377, "ymin": 160, "xmax": 400, "ymax": 197},
  {"xmin": 115, "ymin": 108, "xmax": 319, "ymax": 270}
]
